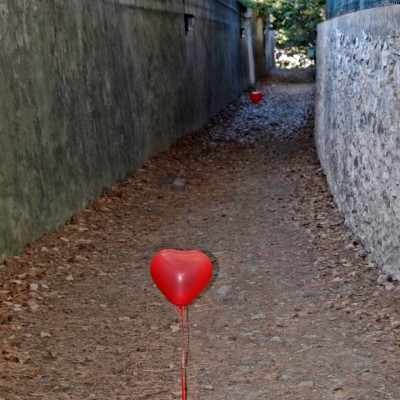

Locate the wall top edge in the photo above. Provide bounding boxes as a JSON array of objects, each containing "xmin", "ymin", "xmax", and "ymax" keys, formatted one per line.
[
  {"xmin": 108, "ymin": 0, "xmax": 183, "ymax": 13},
  {"xmin": 319, "ymin": 4, "xmax": 400, "ymax": 35},
  {"xmin": 106, "ymin": 0, "xmax": 241, "ymax": 15},
  {"xmin": 321, "ymin": 4, "xmax": 400, "ymax": 24}
]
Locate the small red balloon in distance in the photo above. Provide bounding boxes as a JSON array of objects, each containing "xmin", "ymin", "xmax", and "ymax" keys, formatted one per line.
[
  {"xmin": 250, "ymin": 91, "xmax": 263, "ymax": 104},
  {"xmin": 150, "ymin": 249, "xmax": 212, "ymax": 306}
]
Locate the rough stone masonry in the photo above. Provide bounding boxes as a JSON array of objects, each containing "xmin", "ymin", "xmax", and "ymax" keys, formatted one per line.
[{"xmin": 315, "ymin": 5, "xmax": 400, "ymax": 279}]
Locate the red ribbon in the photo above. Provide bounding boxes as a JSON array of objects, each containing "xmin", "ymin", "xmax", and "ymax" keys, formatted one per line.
[{"xmin": 179, "ymin": 305, "xmax": 186, "ymax": 400}]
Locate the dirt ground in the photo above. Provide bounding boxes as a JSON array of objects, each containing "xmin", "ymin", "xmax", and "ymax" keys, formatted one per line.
[{"xmin": 1, "ymin": 68, "xmax": 400, "ymax": 400}]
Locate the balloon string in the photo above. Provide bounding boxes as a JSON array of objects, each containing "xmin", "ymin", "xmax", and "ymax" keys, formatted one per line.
[{"xmin": 179, "ymin": 305, "xmax": 186, "ymax": 400}]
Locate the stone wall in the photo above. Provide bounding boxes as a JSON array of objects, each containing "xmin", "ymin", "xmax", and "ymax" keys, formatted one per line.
[
  {"xmin": 315, "ymin": 6, "xmax": 400, "ymax": 278},
  {"xmin": 0, "ymin": 0, "xmax": 260, "ymax": 259}
]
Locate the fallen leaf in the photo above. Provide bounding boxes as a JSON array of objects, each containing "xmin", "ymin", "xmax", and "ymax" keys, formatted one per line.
[{"xmin": 334, "ymin": 388, "xmax": 347, "ymax": 398}]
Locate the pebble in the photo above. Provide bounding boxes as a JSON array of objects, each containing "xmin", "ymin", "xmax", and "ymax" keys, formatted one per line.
[
  {"xmin": 384, "ymin": 282, "xmax": 395, "ymax": 291},
  {"xmin": 251, "ymin": 313, "xmax": 266, "ymax": 320},
  {"xmin": 29, "ymin": 283, "xmax": 39, "ymax": 291},
  {"xmin": 28, "ymin": 300, "xmax": 39, "ymax": 311},
  {"xmin": 390, "ymin": 320, "xmax": 400, "ymax": 328},
  {"xmin": 278, "ymin": 373, "xmax": 291, "ymax": 381},
  {"xmin": 118, "ymin": 316, "xmax": 133, "ymax": 322},
  {"xmin": 377, "ymin": 274, "xmax": 389, "ymax": 285},
  {"xmin": 298, "ymin": 380, "xmax": 314, "ymax": 388},
  {"xmin": 333, "ymin": 388, "xmax": 348, "ymax": 398},
  {"xmin": 172, "ymin": 178, "xmax": 185, "ymax": 187},
  {"xmin": 216, "ymin": 285, "xmax": 231, "ymax": 296}
]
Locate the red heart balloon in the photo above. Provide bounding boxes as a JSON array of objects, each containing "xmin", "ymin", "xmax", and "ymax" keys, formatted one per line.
[
  {"xmin": 150, "ymin": 249, "xmax": 212, "ymax": 306},
  {"xmin": 250, "ymin": 91, "xmax": 263, "ymax": 104}
]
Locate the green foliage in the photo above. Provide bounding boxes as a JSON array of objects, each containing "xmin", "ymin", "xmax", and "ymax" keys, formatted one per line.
[
  {"xmin": 270, "ymin": 0, "xmax": 325, "ymax": 48},
  {"xmin": 238, "ymin": 0, "xmax": 269, "ymax": 15},
  {"xmin": 238, "ymin": 0, "xmax": 325, "ymax": 49},
  {"xmin": 238, "ymin": 0, "xmax": 258, "ymax": 7}
]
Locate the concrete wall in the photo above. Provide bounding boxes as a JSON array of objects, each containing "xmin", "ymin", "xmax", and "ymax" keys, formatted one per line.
[
  {"xmin": 264, "ymin": 27, "xmax": 275, "ymax": 72},
  {"xmin": 315, "ymin": 6, "xmax": 400, "ymax": 278},
  {"xmin": 0, "ymin": 0, "xmax": 258, "ymax": 259},
  {"xmin": 253, "ymin": 13, "xmax": 266, "ymax": 78}
]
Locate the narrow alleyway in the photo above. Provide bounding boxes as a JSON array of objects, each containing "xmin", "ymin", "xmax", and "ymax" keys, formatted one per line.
[{"xmin": 1, "ymin": 70, "xmax": 400, "ymax": 400}]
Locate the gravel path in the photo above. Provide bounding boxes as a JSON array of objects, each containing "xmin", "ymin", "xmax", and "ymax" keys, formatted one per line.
[{"xmin": 1, "ymin": 69, "xmax": 400, "ymax": 399}]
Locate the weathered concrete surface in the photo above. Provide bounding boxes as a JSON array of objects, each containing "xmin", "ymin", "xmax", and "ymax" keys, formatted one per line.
[
  {"xmin": 253, "ymin": 13, "xmax": 267, "ymax": 78},
  {"xmin": 0, "ymin": 0, "xmax": 258, "ymax": 259},
  {"xmin": 265, "ymin": 27, "xmax": 276, "ymax": 72},
  {"xmin": 315, "ymin": 5, "xmax": 400, "ymax": 278}
]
